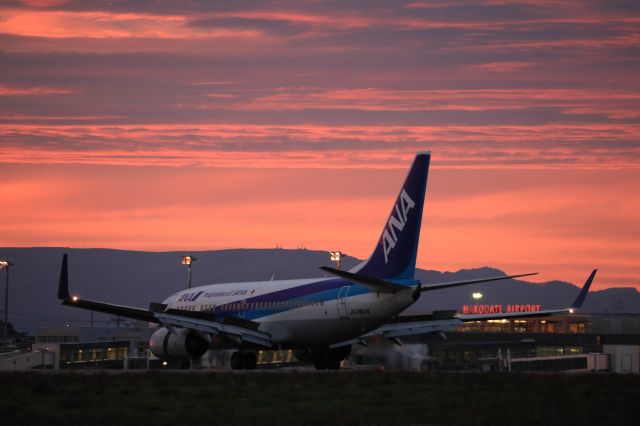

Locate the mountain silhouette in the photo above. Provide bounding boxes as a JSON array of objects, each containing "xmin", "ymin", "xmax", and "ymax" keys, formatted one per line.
[{"xmin": 0, "ymin": 247, "xmax": 637, "ymax": 334}]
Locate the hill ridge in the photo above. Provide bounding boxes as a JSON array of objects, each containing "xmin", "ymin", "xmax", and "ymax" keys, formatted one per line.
[{"xmin": 0, "ymin": 247, "xmax": 638, "ymax": 334}]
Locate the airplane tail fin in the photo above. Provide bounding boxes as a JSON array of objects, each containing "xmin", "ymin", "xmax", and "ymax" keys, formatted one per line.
[{"xmin": 351, "ymin": 152, "xmax": 430, "ymax": 280}]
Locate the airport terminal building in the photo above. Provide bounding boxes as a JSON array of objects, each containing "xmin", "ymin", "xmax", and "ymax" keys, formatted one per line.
[
  {"xmin": 350, "ymin": 313, "xmax": 640, "ymax": 373},
  {"xmin": 10, "ymin": 312, "xmax": 638, "ymax": 373},
  {"xmin": 30, "ymin": 321, "xmax": 153, "ymax": 369}
]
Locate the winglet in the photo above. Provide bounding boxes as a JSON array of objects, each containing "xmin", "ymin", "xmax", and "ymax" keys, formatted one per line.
[
  {"xmin": 57, "ymin": 253, "xmax": 70, "ymax": 300},
  {"xmin": 571, "ymin": 269, "xmax": 597, "ymax": 310}
]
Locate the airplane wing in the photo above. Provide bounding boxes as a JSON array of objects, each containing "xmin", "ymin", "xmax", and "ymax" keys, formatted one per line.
[
  {"xmin": 57, "ymin": 254, "xmax": 273, "ymax": 348},
  {"xmin": 330, "ymin": 269, "xmax": 596, "ymax": 349},
  {"xmin": 455, "ymin": 269, "xmax": 596, "ymax": 321},
  {"xmin": 330, "ymin": 313, "xmax": 463, "ymax": 349}
]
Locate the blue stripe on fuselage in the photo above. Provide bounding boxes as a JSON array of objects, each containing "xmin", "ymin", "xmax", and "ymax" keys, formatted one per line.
[{"xmin": 208, "ymin": 278, "xmax": 371, "ymax": 320}]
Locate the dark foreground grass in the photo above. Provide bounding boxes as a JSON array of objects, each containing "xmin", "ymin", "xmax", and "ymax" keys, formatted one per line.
[{"xmin": 0, "ymin": 371, "xmax": 637, "ymax": 426}]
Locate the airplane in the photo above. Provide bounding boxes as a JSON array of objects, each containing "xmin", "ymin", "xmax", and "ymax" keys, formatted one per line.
[{"xmin": 56, "ymin": 151, "xmax": 596, "ymax": 370}]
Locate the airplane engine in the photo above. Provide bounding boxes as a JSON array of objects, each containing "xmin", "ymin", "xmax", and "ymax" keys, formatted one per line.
[{"xmin": 149, "ymin": 327, "xmax": 209, "ymax": 359}]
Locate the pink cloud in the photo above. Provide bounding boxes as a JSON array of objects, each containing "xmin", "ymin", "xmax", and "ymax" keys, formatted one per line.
[
  {"xmin": 449, "ymin": 33, "xmax": 640, "ymax": 52},
  {"xmin": 231, "ymin": 88, "xmax": 640, "ymax": 120},
  {"xmin": 0, "ymin": 85, "xmax": 73, "ymax": 95},
  {"xmin": 0, "ymin": 114, "xmax": 124, "ymax": 121},
  {"xmin": 0, "ymin": 123, "xmax": 638, "ymax": 169},
  {"xmin": 468, "ymin": 61, "xmax": 534, "ymax": 73}
]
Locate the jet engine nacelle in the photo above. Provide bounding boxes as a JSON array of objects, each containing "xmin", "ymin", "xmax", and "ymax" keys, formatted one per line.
[{"xmin": 149, "ymin": 327, "xmax": 209, "ymax": 359}]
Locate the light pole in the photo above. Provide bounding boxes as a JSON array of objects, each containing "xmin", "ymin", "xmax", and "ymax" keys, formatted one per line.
[
  {"xmin": 329, "ymin": 251, "xmax": 345, "ymax": 270},
  {"xmin": 472, "ymin": 292, "xmax": 483, "ymax": 325},
  {"xmin": 0, "ymin": 260, "xmax": 13, "ymax": 349},
  {"xmin": 181, "ymin": 255, "xmax": 197, "ymax": 289}
]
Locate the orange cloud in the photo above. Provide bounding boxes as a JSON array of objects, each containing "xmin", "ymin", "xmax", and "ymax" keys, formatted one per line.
[
  {"xmin": 1, "ymin": 165, "xmax": 638, "ymax": 289},
  {"xmin": 0, "ymin": 8, "xmax": 261, "ymax": 39}
]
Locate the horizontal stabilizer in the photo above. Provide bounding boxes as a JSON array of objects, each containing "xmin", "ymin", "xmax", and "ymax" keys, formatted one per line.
[
  {"xmin": 320, "ymin": 266, "xmax": 411, "ymax": 293},
  {"xmin": 421, "ymin": 272, "xmax": 538, "ymax": 292}
]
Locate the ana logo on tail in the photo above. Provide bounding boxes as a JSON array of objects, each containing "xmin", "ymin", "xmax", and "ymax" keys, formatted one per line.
[{"xmin": 382, "ymin": 189, "xmax": 416, "ymax": 264}]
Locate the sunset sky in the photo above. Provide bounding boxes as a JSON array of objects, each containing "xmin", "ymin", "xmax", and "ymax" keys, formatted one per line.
[{"xmin": 1, "ymin": 1, "xmax": 638, "ymax": 290}]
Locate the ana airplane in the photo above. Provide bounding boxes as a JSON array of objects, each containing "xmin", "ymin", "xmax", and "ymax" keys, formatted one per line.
[{"xmin": 57, "ymin": 152, "xmax": 596, "ymax": 369}]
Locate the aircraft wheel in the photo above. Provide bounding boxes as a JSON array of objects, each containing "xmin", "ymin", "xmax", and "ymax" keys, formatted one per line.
[
  {"xmin": 243, "ymin": 351, "xmax": 257, "ymax": 370},
  {"xmin": 230, "ymin": 351, "xmax": 244, "ymax": 369}
]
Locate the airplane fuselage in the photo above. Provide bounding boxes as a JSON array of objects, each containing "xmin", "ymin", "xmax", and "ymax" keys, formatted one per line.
[{"xmin": 164, "ymin": 277, "xmax": 418, "ymax": 347}]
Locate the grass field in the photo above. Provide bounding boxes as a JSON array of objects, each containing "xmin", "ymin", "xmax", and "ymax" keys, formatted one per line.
[{"xmin": 1, "ymin": 371, "xmax": 638, "ymax": 425}]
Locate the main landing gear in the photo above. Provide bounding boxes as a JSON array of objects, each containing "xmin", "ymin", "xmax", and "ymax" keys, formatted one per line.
[
  {"xmin": 230, "ymin": 350, "xmax": 257, "ymax": 370},
  {"xmin": 294, "ymin": 345, "xmax": 352, "ymax": 370},
  {"xmin": 314, "ymin": 357, "xmax": 341, "ymax": 370}
]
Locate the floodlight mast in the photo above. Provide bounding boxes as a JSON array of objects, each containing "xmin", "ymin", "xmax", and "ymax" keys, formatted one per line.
[
  {"xmin": 181, "ymin": 256, "xmax": 197, "ymax": 289},
  {"xmin": 0, "ymin": 260, "xmax": 13, "ymax": 349},
  {"xmin": 329, "ymin": 251, "xmax": 345, "ymax": 270}
]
